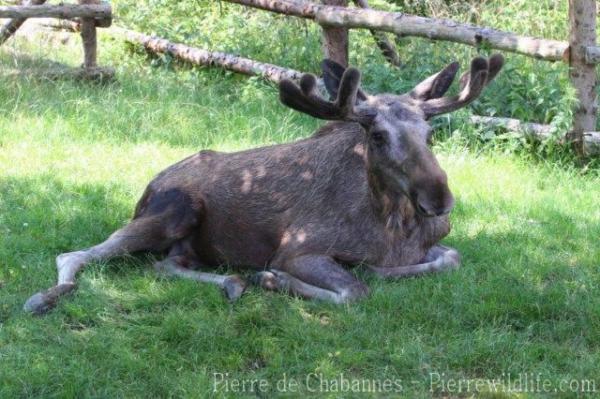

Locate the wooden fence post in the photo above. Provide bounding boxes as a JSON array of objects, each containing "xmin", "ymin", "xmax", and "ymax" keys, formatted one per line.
[
  {"xmin": 79, "ymin": 0, "xmax": 98, "ymax": 69},
  {"xmin": 568, "ymin": 0, "xmax": 597, "ymax": 155},
  {"xmin": 321, "ymin": 0, "xmax": 348, "ymax": 67}
]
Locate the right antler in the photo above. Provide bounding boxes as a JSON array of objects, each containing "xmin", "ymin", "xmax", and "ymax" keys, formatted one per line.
[
  {"xmin": 419, "ymin": 54, "xmax": 504, "ymax": 118},
  {"xmin": 279, "ymin": 69, "xmax": 375, "ymax": 124}
]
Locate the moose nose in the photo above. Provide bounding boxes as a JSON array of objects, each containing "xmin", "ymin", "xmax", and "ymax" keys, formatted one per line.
[
  {"xmin": 416, "ymin": 202, "xmax": 436, "ymax": 217},
  {"xmin": 416, "ymin": 194, "xmax": 454, "ymax": 217},
  {"xmin": 416, "ymin": 201, "xmax": 452, "ymax": 217}
]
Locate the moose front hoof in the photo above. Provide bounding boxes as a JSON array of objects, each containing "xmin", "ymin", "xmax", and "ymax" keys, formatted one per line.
[
  {"xmin": 23, "ymin": 292, "xmax": 53, "ymax": 315},
  {"xmin": 442, "ymin": 248, "xmax": 461, "ymax": 270},
  {"xmin": 223, "ymin": 275, "xmax": 247, "ymax": 302},
  {"xmin": 251, "ymin": 271, "xmax": 278, "ymax": 291},
  {"xmin": 23, "ymin": 283, "xmax": 76, "ymax": 315}
]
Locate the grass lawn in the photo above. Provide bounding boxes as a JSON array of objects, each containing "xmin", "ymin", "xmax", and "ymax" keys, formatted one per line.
[{"xmin": 1, "ymin": 10, "xmax": 600, "ymax": 398}]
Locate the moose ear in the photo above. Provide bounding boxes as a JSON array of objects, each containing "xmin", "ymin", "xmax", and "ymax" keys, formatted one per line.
[
  {"xmin": 321, "ymin": 59, "xmax": 368, "ymax": 102},
  {"xmin": 321, "ymin": 59, "xmax": 347, "ymax": 100}
]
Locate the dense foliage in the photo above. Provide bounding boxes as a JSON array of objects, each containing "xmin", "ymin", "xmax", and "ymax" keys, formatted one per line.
[{"xmin": 115, "ymin": 0, "xmax": 581, "ymax": 159}]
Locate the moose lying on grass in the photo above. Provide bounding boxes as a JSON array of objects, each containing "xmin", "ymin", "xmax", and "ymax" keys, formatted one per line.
[{"xmin": 25, "ymin": 54, "xmax": 503, "ymax": 314}]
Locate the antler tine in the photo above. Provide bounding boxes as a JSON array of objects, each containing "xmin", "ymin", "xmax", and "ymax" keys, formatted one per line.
[
  {"xmin": 421, "ymin": 54, "xmax": 504, "ymax": 118},
  {"xmin": 335, "ymin": 68, "xmax": 361, "ymax": 117},
  {"xmin": 280, "ymin": 75, "xmax": 339, "ymax": 119},
  {"xmin": 486, "ymin": 53, "xmax": 504, "ymax": 83},
  {"xmin": 458, "ymin": 53, "xmax": 504, "ymax": 91},
  {"xmin": 410, "ymin": 61, "xmax": 460, "ymax": 100}
]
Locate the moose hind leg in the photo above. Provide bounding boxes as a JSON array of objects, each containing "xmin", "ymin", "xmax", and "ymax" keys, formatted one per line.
[
  {"xmin": 24, "ymin": 215, "xmax": 189, "ymax": 315},
  {"xmin": 255, "ymin": 255, "xmax": 369, "ymax": 304},
  {"xmin": 153, "ymin": 257, "xmax": 247, "ymax": 301}
]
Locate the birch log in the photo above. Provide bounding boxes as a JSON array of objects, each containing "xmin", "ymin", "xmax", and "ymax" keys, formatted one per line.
[
  {"xmin": 224, "ymin": 0, "xmax": 569, "ymax": 61},
  {"xmin": 0, "ymin": 0, "xmax": 46, "ymax": 46},
  {"xmin": 470, "ymin": 116, "xmax": 600, "ymax": 154},
  {"xmin": 568, "ymin": 0, "xmax": 598, "ymax": 156},
  {"xmin": 469, "ymin": 116, "xmax": 554, "ymax": 140},
  {"xmin": 0, "ymin": 4, "xmax": 111, "ymax": 19},
  {"xmin": 110, "ymin": 28, "xmax": 304, "ymax": 82}
]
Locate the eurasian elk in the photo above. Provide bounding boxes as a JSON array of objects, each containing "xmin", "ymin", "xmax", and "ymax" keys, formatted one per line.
[{"xmin": 24, "ymin": 54, "xmax": 503, "ymax": 313}]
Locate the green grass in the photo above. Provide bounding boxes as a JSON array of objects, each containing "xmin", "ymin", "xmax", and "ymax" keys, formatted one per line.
[{"xmin": 1, "ymin": 2, "xmax": 600, "ymax": 397}]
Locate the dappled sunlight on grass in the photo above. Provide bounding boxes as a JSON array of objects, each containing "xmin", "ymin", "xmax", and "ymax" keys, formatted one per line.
[{"xmin": 1, "ymin": 10, "xmax": 600, "ymax": 396}]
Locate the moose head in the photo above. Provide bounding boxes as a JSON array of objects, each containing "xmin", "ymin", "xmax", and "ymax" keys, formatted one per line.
[{"xmin": 279, "ymin": 54, "xmax": 504, "ymax": 217}]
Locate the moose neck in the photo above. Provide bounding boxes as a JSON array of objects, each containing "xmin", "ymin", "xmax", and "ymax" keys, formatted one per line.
[{"xmin": 365, "ymin": 156, "xmax": 418, "ymax": 236}]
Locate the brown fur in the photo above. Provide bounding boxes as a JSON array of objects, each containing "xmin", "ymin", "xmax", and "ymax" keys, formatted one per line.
[{"xmin": 135, "ymin": 121, "xmax": 449, "ymax": 269}]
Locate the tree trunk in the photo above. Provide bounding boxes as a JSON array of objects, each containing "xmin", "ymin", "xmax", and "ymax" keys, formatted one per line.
[
  {"xmin": 321, "ymin": 0, "xmax": 348, "ymax": 67},
  {"xmin": 568, "ymin": 0, "xmax": 597, "ymax": 155},
  {"xmin": 0, "ymin": 0, "xmax": 47, "ymax": 46}
]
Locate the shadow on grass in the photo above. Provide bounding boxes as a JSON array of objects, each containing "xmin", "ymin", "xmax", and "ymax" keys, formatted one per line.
[
  {"xmin": 1, "ymin": 171, "xmax": 600, "ymax": 396},
  {"xmin": 1, "ymin": 171, "xmax": 598, "ymax": 324}
]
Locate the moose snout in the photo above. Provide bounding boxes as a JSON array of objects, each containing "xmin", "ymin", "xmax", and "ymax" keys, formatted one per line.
[
  {"xmin": 416, "ymin": 198, "xmax": 453, "ymax": 217},
  {"xmin": 414, "ymin": 187, "xmax": 455, "ymax": 217}
]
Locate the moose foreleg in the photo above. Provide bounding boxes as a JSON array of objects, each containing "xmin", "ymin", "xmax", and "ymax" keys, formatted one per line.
[
  {"xmin": 367, "ymin": 245, "xmax": 460, "ymax": 278},
  {"xmin": 255, "ymin": 255, "xmax": 369, "ymax": 304},
  {"xmin": 153, "ymin": 257, "xmax": 247, "ymax": 301}
]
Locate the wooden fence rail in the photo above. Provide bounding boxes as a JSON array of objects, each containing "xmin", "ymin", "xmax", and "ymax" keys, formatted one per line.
[
  {"xmin": 111, "ymin": 27, "xmax": 305, "ymax": 82},
  {"xmin": 224, "ymin": 0, "xmax": 572, "ymax": 62},
  {"xmin": 0, "ymin": 0, "xmax": 46, "ymax": 45},
  {"xmin": 0, "ymin": 3, "xmax": 111, "ymax": 19}
]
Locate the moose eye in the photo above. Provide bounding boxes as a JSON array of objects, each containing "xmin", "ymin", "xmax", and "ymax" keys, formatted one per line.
[{"xmin": 371, "ymin": 130, "xmax": 387, "ymax": 146}]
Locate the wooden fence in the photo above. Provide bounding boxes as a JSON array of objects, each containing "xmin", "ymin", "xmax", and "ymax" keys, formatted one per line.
[
  {"xmin": 3, "ymin": 0, "xmax": 599, "ymax": 155},
  {"xmin": 0, "ymin": 1, "xmax": 113, "ymax": 79},
  {"xmin": 222, "ymin": 0, "xmax": 599, "ymax": 156}
]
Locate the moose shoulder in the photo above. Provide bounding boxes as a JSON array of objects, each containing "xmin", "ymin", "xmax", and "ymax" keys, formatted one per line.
[{"xmin": 25, "ymin": 55, "xmax": 503, "ymax": 313}]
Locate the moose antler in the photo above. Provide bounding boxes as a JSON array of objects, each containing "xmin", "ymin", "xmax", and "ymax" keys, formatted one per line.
[
  {"xmin": 321, "ymin": 59, "xmax": 368, "ymax": 102},
  {"xmin": 279, "ymin": 68, "xmax": 375, "ymax": 124},
  {"xmin": 409, "ymin": 61, "xmax": 460, "ymax": 101},
  {"xmin": 418, "ymin": 54, "xmax": 504, "ymax": 118}
]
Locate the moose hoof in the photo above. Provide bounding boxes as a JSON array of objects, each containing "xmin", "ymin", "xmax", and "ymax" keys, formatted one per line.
[
  {"xmin": 441, "ymin": 248, "xmax": 461, "ymax": 271},
  {"xmin": 23, "ymin": 292, "xmax": 51, "ymax": 315},
  {"xmin": 23, "ymin": 283, "xmax": 76, "ymax": 315},
  {"xmin": 251, "ymin": 271, "xmax": 278, "ymax": 290},
  {"xmin": 223, "ymin": 275, "xmax": 247, "ymax": 302}
]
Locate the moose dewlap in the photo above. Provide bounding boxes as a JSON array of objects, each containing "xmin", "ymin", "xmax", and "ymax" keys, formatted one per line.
[{"xmin": 24, "ymin": 54, "xmax": 503, "ymax": 314}]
